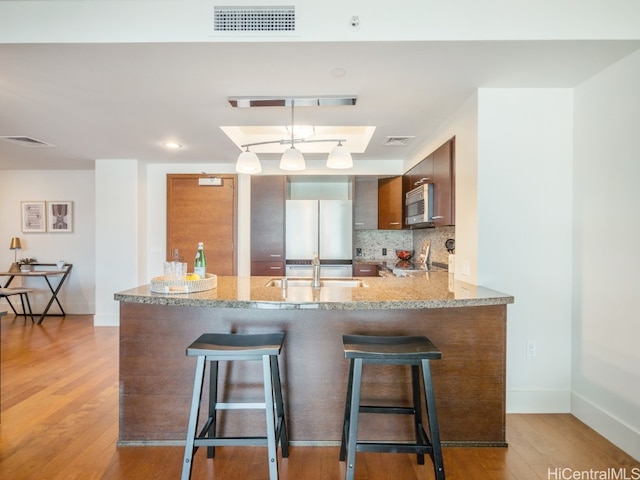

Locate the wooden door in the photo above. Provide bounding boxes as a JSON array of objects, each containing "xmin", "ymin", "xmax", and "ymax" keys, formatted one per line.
[{"xmin": 166, "ymin": 174, "xmax": 237, "ymax": 276}]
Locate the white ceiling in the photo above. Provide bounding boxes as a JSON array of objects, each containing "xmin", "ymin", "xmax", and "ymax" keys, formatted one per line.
[{"xmin": 1, "ymin": 40, "xmax": 639, "ymax": 170}]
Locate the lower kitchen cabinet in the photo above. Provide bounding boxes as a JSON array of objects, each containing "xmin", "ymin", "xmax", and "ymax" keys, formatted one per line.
[
  {"xmin": 353, "ymin": 263, "xmax": 379, "ymax": 277},
  {"xmin": 251, "ymin": 261, "xmax": 285, "ymax": 276}
]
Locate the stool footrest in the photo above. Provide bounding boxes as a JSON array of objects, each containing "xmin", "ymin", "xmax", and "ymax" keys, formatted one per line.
[
  {"xmin": 356, "ymin": 441, "xmax": 434, "ymax": 455},
  {"xmin": 360, "ymin": 405, "xmax": 416, "ymax": 415},
  {"xmin": 195, "ymin": 436, "xmax": 270, "ymax": 448},
  {"xmin": 215, "ymin": 402, "xmax": 266, "ymax": 410}
]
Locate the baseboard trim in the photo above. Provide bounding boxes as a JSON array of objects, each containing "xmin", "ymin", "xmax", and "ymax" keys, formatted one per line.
[
  {"xmin": 506, "ymin": 389, "xmax": 571, "ymax": 413},
  {"xmin": 571, "ymin": 392, "xmax": 640, "ymax": 461}
]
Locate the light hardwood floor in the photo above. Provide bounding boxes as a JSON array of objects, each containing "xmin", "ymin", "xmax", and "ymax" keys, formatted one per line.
[{"xmin": 1, "ymin": 314, "xmax": 638, "ymax": 479}]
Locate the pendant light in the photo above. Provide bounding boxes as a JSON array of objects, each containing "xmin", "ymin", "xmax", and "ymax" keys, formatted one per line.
[
  {"xmin": 235, "ymin": 147, "xmax": 262, "ymax": 173},
  {"xmin": 234, "ymin": 97, "xmax": 353, "ymax": 173},
  {"xmin": 279, "ymin": 100, "xmax": 306, "ymax": 171},
  {"xmin": 326, "ymin": 141, "xmax": 353, "ymax": 169}
]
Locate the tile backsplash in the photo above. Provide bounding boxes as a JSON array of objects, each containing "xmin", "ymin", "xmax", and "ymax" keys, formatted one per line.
[{"xmin": 354, "ymin": 226, "xmax": 455, "ymax": 266}]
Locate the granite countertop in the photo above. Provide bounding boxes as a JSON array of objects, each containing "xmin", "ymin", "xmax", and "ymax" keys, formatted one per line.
[{"xmin": 114, "ymin": 273, "xmax": 513, "ymax": 310}]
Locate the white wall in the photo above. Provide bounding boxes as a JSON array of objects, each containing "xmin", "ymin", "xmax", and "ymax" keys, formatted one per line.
[
  {"xmin": 572, "ymin": 50, "xmax": 640, "ymax": 460},
  {"xmin": 477, "ymin": 89, "xmax": 574, "ymax": 412},
  {"xmin": 0, "ymin": 170, "xmax": 95, "ymax": 314}
]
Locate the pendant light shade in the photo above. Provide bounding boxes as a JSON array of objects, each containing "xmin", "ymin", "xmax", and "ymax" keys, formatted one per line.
[
  {"xmin": 326, "ymin": 141, "xmax": 353, "ymax": 169},
  {"xmin": 235, "ymin": 148, "xmax": 262, "ymax": 173},
  {"xmin": 279, "ymin": 146, "xmax": 306, "ymax": 171}
]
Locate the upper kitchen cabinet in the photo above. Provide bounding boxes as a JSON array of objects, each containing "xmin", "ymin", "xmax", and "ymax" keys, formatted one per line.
[
  {"xmin": 378, "ymin": 176, "xmax": 403, "ymax": 230},
  {"xmin": 403, "ymin": 153, "xmax": 433, "ymax": 196},
  {"xmin": 251, "ymin": 175, "xmax": 286, "ymax": 276},
  {"xmin": 431, "ymin": 138, "xmax": 455, "ymax": 226},
  {"xmin": 403, "ymin": 137, "xmax": 455, "ymax": 227},
  {"xmin": 353, "ymin": 176, "xmax": 378, "ymax": 230}
]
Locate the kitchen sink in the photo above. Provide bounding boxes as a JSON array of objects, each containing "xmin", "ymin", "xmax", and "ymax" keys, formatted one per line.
[{"xmin": 265, "ymin": 278, "xmax": 368, "ymax": 288}]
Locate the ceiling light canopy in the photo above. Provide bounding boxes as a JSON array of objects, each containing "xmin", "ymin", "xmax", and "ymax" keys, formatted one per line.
[{"xmin": 233, "ymin": 99, "xmax": 354, "ymax": 173}]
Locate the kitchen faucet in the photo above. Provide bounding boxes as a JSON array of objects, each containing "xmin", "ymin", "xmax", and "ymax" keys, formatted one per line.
[{"xmin": 312, "ymin": 252, "xmax": 321, "ymax": 288}]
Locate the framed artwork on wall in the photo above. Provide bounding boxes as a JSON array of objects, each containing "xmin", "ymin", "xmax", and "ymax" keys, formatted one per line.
[
  {"xmin": 21, "ymin": 201, "xmax": 46, "ymax": 233},
  {"xmin": 47, "ymin": 201, "xmax": 73, "ymax": 233}
]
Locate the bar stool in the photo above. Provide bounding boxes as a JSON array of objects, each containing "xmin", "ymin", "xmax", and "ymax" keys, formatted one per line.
[
  {"xmin": 182, "ymin": 332, "xmax": 289, "ymax": 480},
  {"xmin": 339, "ymin": 334, "xmax": 445, "ymax": 480},
  {"xmin": 0, "ymin": 288, "xmax": 34, "ymax": 323}
]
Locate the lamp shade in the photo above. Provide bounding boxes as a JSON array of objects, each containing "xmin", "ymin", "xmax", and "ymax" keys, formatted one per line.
[
  {"xmin": 279, "ymin": 146, "xmax": 306, "ymax": 171},
  {"xmin": 235, "ymin": 150, "xmax": 262, "ymax": 173},
  {"xmin": 327, "ymin": 142, "xmax": 353, "ymax": 169},
  {"xmin": 10, "ymin": 237, "xmax": 22, "ymax": 250}
]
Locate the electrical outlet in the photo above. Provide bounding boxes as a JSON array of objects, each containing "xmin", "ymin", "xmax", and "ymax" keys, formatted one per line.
[
  {"xmin": 382, "ymin": 248, "xmax": 387, "ymax": 256},
  {"xmin": 527, "ymin": 340, "xmax": 537, "ymax": 357}
]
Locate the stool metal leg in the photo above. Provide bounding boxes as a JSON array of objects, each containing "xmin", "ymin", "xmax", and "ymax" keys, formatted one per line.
[
  {"xmin": 411, "ymin": 364, "xmax": 426, "ymax": 465},
  {"xmin": 270, "ymin": 355, "xmax": 289, "ymax": 457},
  {"xmin": 182, "ymin": 355, "xmax": 206, "ymax": 480},
  {"xmin": 262, "ymin": 354, "xmax": 279, "ymax": 480},
  {"xmin": 339, "ymin": 359, "xmax": 355, "ymax": 461},
  {"xmin": 207, "ymin": 360, "xmax": 218, "ymax": 458},
  {"xmin": 422, "ymin": 359, "xmax": 445, "ymax": 480},
  {"xmin": 345, "ymin": 358, "xmax": 363, "ymax": 480}
]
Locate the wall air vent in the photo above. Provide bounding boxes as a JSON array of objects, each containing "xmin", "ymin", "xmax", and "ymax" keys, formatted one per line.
[
  {"xmin": 383, "ymin": 136, "xmax": 415, "ymax": 146},
  {"xmin": 214, "ymin": 5, "xmax": 296, "ymax": 32},
  {"xmin": 0, "ymin": 136, "xmax": 55, "ymax": 147}
]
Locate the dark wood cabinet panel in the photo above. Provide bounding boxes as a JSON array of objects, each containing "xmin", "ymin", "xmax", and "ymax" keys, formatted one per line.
[
  {"xmin": 251, "ymin": 261, "xmax": 285, "ymax": 276},
  {"xmin": 432, "ymin": 139, "xmax": 455, "ymax": 226},
  {"xmin": 353, "ymin": 176, "xmax": 378, "ymax": 230},
  {"xmin": 251, "ymin": 176, "xmax": 285, "ymax": 274},
  {"xmin": 402, "ymin": 137, "xmax": 455, "ymax": 227},
  {"xmin": 378, "ymin": 176, "xmax": 403, "ymax": 230},
  {"xmin": 353, "ymin": 263, "xmax": 379, "ymax": 277}
]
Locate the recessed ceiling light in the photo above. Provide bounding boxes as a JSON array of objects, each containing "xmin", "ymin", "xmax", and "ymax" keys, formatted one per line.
[{"xmin": 163, "ymin": 142, "xmax": 182, "ymax": 149}]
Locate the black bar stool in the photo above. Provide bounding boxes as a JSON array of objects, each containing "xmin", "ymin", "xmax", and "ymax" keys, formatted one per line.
[
  {"xmin": 339, "ymin": 334, "xmax": 445, "ymax": 480},
  {"xmin": 181, "ymin": 332, "xmax": 289, "ymax": 480}
]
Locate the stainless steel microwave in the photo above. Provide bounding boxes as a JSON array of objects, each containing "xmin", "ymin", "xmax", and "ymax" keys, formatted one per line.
[{"xmin": 405, "ymin": 184, "xmax": 433, "ymax": 226}]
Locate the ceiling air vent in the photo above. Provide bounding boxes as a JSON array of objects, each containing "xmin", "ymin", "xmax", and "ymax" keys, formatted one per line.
[
  {"xmin": 0, "ymin": 136, "xmax": 55, "ymax": 147},
  {"xmin": 383, "ymin": 136, "xmax": 415, "ymax": 146},
  {"xmin": 214, "ymin": 5, "xmax": 296, "ymax": 32}
]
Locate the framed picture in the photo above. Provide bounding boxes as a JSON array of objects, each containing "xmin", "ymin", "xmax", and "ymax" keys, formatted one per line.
[
  {"xmin": 21, "ymin": 201, "xmax": 46, "ymax": 233},
  {"xmin": 47, "ymin": 201, "xmax": 73, "ymax": 233}
]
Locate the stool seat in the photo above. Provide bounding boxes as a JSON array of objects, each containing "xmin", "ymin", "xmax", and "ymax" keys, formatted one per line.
[
  {"xmin": 182, "ymin": 332, "xmax": 288, "ymax": 480},
  {"xmin": 340, "ymin": 334, "xmax": 445, "ymax": 480},
  {"xmin": 187, "ymin": 332, "xmax": 284, "ymax": 357},
  {"xmin": 343, "ymin": 334, "xmax": 441, "ymax": 360}
]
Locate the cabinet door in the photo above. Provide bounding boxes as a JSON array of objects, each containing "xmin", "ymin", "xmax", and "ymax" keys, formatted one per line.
[
  {"xmin": 353, "ymin": 177, "xmax": 378, "ymax": 230},
  {"xmin": 432, "ymin": 139, "xmax": 455, "ymax": 225},
  {"xmin": 251, "ymin": 176, "xmax": 285, "ymax": 272},
  {"xmin": 378, "ymin": 176, "xmax": 403, "ymax": 230}
]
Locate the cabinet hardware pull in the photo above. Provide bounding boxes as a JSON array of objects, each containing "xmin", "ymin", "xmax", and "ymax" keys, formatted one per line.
[
  {"xmin": 270, "ymin": 266, "xmax": 282, "ymax": 270},
  {"xmin": 390, "ymin": 222, "xmax": 400, "ymax": 225},
  {"xmin": 354, "ymin": 222, "xmax": 365, "ymax": 226},
  {"xmin": 360, "ymin": 269, "xmax": 371, "ymax": 272},
  {"xmin": 414, "ymin": 177, "xmax": 430, "ymax": 185},
  {"xmin": 432, "ymin": 216, "xmax": 444, "ymax": 220},
  {"xmin": 270, "ymin": 254, "xmax": 282, "ymax": 257}
]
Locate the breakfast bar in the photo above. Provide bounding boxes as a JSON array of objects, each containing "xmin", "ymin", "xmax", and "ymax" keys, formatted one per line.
[{"xmin": 115, "ymin": 273, "xmax": 513, "ymax": 447}]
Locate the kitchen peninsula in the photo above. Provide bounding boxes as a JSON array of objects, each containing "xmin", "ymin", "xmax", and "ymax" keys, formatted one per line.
[{"xmin": 115, "ymin": 273, "xmax": 513, "ymax": 447}]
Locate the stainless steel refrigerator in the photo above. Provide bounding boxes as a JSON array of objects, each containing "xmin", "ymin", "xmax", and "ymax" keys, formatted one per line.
[{"xmin": 285, "ymin": 199, "xmax": 353, "ymax": 277}]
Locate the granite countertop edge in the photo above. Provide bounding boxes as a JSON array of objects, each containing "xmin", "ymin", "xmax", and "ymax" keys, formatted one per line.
[{"xmin": 114, "ymin": 275, "xmax": 514, "ymax": 310}]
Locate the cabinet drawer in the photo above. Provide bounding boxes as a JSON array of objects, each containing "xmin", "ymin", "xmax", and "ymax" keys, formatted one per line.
[
  {"xmin": 353, "ymin": 264, "xmax": 379, "ymax": 277},
  {"xmin": 251, "ymin": 261, "xmax": 285, "ymax": 276}
]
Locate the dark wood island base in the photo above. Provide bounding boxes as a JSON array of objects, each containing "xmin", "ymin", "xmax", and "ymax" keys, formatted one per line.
[{"xmin": 118, "ymin": 294, "xmax": 509, "ymax": 447}]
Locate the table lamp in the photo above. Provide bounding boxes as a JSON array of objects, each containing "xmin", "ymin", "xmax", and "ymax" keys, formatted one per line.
[{"xmin": 9, "ymin": 236, "xmax": 22, "ymax": 273}]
